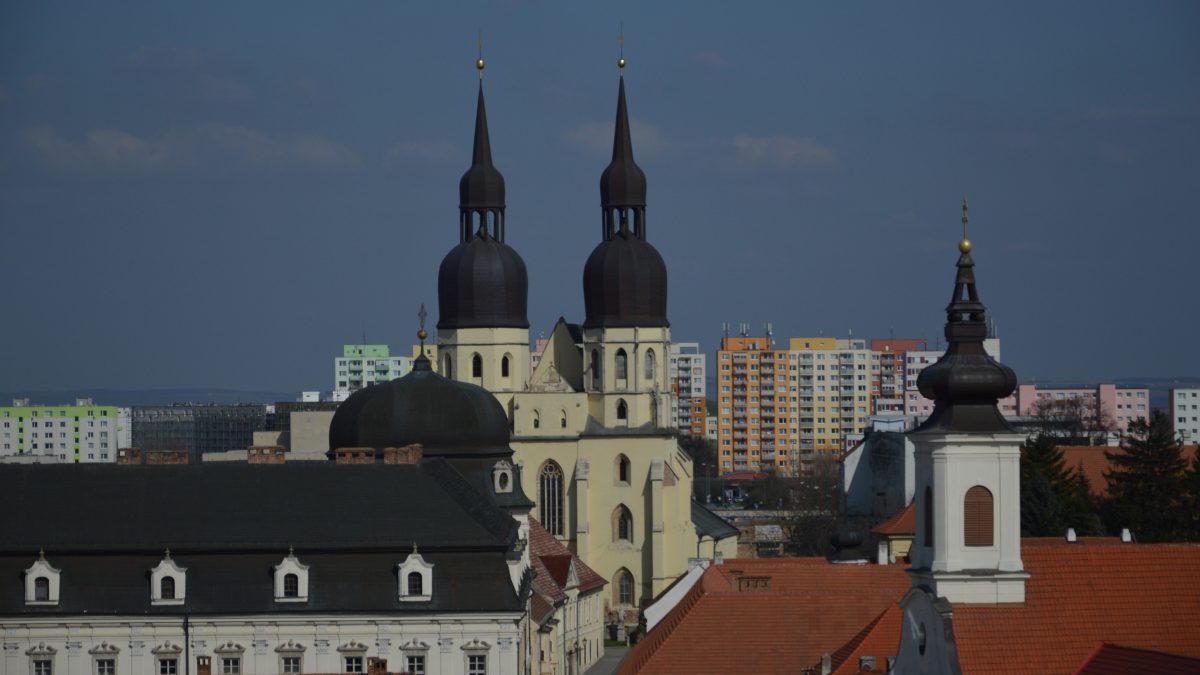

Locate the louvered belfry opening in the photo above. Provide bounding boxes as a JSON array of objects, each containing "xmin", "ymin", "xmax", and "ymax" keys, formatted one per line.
[{"xmin": 964, "ymin": 486, "xmax": 995, "ymax": 547}]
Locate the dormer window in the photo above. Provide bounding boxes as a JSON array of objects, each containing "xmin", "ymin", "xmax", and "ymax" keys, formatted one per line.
[
  {"xmin": 274, "ymin": 549, "xmax": 310, "ymax": 603},
  {"xmin": 25, "ymin": 552, "xmax": 61, "ymax": 606},
  {"xmin": 150, "ymin": 551, "xmax": 186, "ymax": 606},
  {"xmin": 492, "ymin": 460, "xmax": 513, "ymax": 494},
  {"xmin": 398, "ymin": 545, "xmax": 433, "ymax": 602}
]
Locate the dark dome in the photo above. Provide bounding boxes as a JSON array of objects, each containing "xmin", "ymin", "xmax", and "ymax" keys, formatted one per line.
[
  {"xmin": 437, "ymin": 233, "xmax": 529, "ymax": 330},
  {"xmin": 582, "ymin": 229, "xmax": 669, "ymax": 329},
  {"xmin": 329, "ymin": 358, "xmax": 512, "ymax": 456}
]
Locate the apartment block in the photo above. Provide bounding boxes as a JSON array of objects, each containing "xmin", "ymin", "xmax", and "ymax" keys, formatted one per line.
[
  {"xmin": 333, "ymin": 344, "xmax": 412, "ymax": 402},
  {"xmin": 0, "ymin": 398, "xmax": 130, "ymax": 463},
  {"xmin": 1016, "ymin": 383, "xmax": 1149, "ymax": 432},
  {"xmin": 870, "ymin": 338, "xmax": 929, "ymax": 415},
  {"xmin": 789, "ymin": 337, "xmax": 874, "ymax": 464},
  {"xmin": 1170, "ymin": 388, "xmax": 1200, "ymax": 442},
  {"xmin": 669, "ymin": 342, "xmax": 707, "ymax": 437},
  {"xmin": 715, "ymin": 337, "xmax": 794, "ymax": 475},
  {"xmin": 904, "ymin": 338, "xmax": 1016, "ymax": 427}
]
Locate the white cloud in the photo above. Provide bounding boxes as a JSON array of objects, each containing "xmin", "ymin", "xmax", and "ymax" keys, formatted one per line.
[
  {"xmin": 563, "ymin": 119, "xmax": 666, "ymax": 158},
  {"xmin": 20, "ymin": 124, "xmax": 357, "ymax": 172},
  {"xmin": 731, "ymin": 134, "xmax": 836, "ymax": 169}
]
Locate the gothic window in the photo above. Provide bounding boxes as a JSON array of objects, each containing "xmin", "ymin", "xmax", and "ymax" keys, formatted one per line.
[
  {"xmin": 539, "ymin": 461, "xmax": 564, "ymax": 536},
  {"xmin": 964, "ymin": 486, "xmax": 994, "ymax": 547},
  {"xmin": 34, "ymin": 577, "xmax": 49, "ymax": 601},
  {"xmin": 924, "ymin": 486, "xmax": 933, "ymax": 547},
  {"xmin": 644, "ymin": 349, "xmax": 655, "ymax": 380},
  {"xmin": 591, "ymin": 350, "xmax": 601, "ymax": 388},
  {"xmin": 442, "ymin": 355, "xmax": 452, "ymax": 378},
  {"xmin": 161, "ymin": 577, "xmax": 175, "ymax": 600},
  {"xmin": 614, "ymin": 569, "xmax": 635, "ymax": 606},
  {"xmin": 533, "ymin": 410, "xmax": 540, "ymax": 429},
  {"xmin": 613, "ymin": 505, "xmax": 633, "ymax": 543},
  {"xmin": 472, "ymin": 354, "xmax": 483, "ymax": 378},
  {"xmin": 560, "ymin": 411, "xmax": 568, "ymax": 429},
  {"xmin": 615, "ymin": 349, "xmax": 628, "ymax": 381},
  {"xmin": 616, "ymin": 399, "xmax": 628, "ymax": 421},
  {"xmin": 616, "ymin": 455, "xmax": 630, "ymax": 485}
]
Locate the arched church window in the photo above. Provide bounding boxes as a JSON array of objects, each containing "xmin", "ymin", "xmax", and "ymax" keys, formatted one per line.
[
  {"xmin": 501, "ymin": 355, "xmax": 511, "ymax": 379},
  {"xmin": 34, "ymin": 577, "xmax": 49, "ymax": 602},
  {"xmin": 591, "ymin": 350, "xmax": 601, "ymax": 389},
  {"xmin": 964, "ymin": 486, "xmax": 994, "ymax": 547},
  {"xmin": 644, "ymin": 349, "xmax": 655, "ymax": 381},
  {"xmin": 472, "ymin": 354, "xmax": 483, "ymax": 378},
  {"xmin": 615, "ymin": 349, "xmax": 628, "ymax": 381},
  {"xmin": 616, "ymin": 399, "xmax": 628, "ymax": 421},
  {"xmin": 612, "ymin": 505, "xmax": 633, "ymax": 543},
  {"xmin": 560, "ymin": 411, "xmax": 568, "ymax": 429},
  {"xmin": 532, "ymin": 411, "xmax": 540, "ymax": 429},
  {"xmin": 407, "ymin": 571, "xmax": 423, "ymax": 597},
  {"xmin": 924, "ymin": 486, "xmax": 933, "ymax": 547},
  {"xmin": 616, "ymin": 455, "xmax": 630, "ymax": 485},
  {"xmin": 539, "ymin": 461, "xmax": 564, "ymax": 536},
  {"xmin": 614, "ymin": 569, "xmax": 634, "ymax": 606}
]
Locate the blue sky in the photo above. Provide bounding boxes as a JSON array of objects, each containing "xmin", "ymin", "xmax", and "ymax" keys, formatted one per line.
[{"xmin": 1, "ymin": 1, "xmax": 1197, "ymax": 393}]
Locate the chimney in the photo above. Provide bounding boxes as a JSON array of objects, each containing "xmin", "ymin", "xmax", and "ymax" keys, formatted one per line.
[
  {"xmin": 248, "ymin": 445, "xmax": 285, "ymax": 465},
  {"xmin": 877, "ymin": 541, "xmax": 890, "ymax": 565},
  {"xmin": 117, "ymin": 448, "xmax": 142, "ymax": 465},
  {"xmin": 820, "ymin": 652, "xmax": 831, "ymax": 675},
  {"xmin": 714, "ymin": 551, "xmax": 724, "ymax": 566},
  {"xmin": 335, "ymin": 448, "xmax": 377, "ymax": 465},
  {"xmin": 1065, "ymin": 528, "xmax": 1077, "ymax": 543},
  {"xmin": 197, "ymin": 656, "xmax": 211, "ymax": 675},
  {"xmin": 144, "ymin": 449, "xmax": 189, "ymax": 465},
  {"xmin": 383, "ymin": 443, "xmax": 424, "ymax": 465},
  {"xmin": 367, "ymin": 657, "xmax": 387, "ymax": 675},
  {"xmin": 1121, "ymin": 528, "xmax": 1134, "ymax": 543},
  {"xmin": 859, "ymin": 655, "xmax": 876, "ymax": 671}
]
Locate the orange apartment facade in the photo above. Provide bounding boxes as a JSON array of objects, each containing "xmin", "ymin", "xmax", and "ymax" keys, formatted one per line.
[{"xmin": 870, "ymin": 338, "xmax": 929, "ymax": 415}]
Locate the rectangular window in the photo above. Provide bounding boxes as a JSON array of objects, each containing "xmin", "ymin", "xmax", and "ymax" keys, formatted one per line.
[
  {"xmin": 96, "ymin": 660, "xmax": 115, "ymax": 675},
  {"xmin": 282, "ymin": 657, "xmax": 301, "ymax": 674},
  {"xmin": 344, "ymin": 656, "xmax": 364, "ymax": 673},
  {"xmin": 468, "ymin": 654, "xmax": 487, "ymax": 675},
  {"xmin": 159, "ymin": 660, "xmax": 178, "ymax": 675},
  {"xmin": 406, "ymin": 656, "xmax": 426, "ymax": 675},
  {"xmin": 34, "ymin": 660, "xmax": 52, "ymax": 675},
  {"xmin": 222, "ymin": 658, "xmax": 240, "ymax": 674}
]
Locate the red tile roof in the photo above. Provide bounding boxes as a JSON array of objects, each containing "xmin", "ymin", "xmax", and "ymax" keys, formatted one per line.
[
  {"xmin": 1072, "ymin": 642, "xmax": 1200, "ymax": 675},
  {"xmin": 870, "ymin": 501, "xmax": 915, "ymax": 536},
  {"xmin": 527, "ymin": 517, "xmax": 606, "ymax": 600},
  {"xmin": 830, "ymin": 602, "xmax": 903, "ymax": 674},
  {"xmin": 953, "ymin": 540, "xmax": 1200, "ymax": 675},
  {"xmin": 1059, "ymin": 445, "xmax": 1198, "ymax": 498},
  {"xmin": 617, "ymin": 558, "xmax": 911, "ymax": 674}
]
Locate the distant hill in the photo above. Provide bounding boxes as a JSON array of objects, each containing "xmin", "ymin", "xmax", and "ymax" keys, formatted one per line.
[{"xmin": 0, "ymin": 389, "xmax": 297, "ymax": 407}]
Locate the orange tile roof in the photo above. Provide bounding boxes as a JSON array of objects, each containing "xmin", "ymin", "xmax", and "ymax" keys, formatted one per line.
[
  {"xmin": 1072, "ymin": 642, "xmax": 1200, "ymax": 675},
  {"xmin": 829, "ymin": 602, "xmax": 903, "ymax": 674},
  {"xmin": 1059, "ymin": 444, "xmax": 1198, "ymax": 498},
  {"xmin": 617, "ymin": 558, "xmax": 910, "ymax": 675},
  {"xmin": 870, "ymin": 501, "xmax": 915, "ymax": 536},
  {"xmin": 953, "ymin": 540, "xmax": 1200, "ymax": 675},
  {"xmin": 527, "ymin": 517, "xmax": 606, "ymax": 598}
]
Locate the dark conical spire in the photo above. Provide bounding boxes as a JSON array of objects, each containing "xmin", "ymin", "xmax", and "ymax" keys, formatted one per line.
[
  {"xmin": 914, "ymin": 200, "xmax": 1017, "ymax": 433},
  {"xmin": 459, "ymin": 82, "xmax": 505, "ymax": 242},
  {"xmin": 600, "ymin": 76, "xmax": 647, "ymax": 240}
]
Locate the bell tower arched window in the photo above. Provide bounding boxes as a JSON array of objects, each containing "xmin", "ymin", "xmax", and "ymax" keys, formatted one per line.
[
  {"xmin": 964, "ymin": 486, "xmax": 994, "ymax": 547},
  {"xmin": 471, "ymin": 354, "xmax": 483, "ymax": 379},
  {"xmin": 539, "ymin": 461, "xmax": 564, "ymax": 536},
  {"xmin": 591, "ymin": 350, "xmax": 601, "ymax": 389},
  {"xmin": 644, "ymin": 349, "xmax": 655, "ymax": 381},
  {"xmin": 613, "ymin": 505, "xmax": 633, "ymax": 543},
  {"xmin": 501, "ymin": 354, "xmax": 511, "ymax": 381},
  {"xmin": 442, "ymin": 355, "xmax": 452, "ymax": 379},
  {"xmin": 616, "ymin": 399, "xmax": 628, "ymax": 422},
  {"xmin": 614, "ymin": 569, "xmax": 635, "ymax": 607},
  {"xmin": 615, "ymin": 349, "xmax": 628, "ymax": 382},
  {"xmin": 616, "ymin": 455, "xmax": 631, "ymax": 485}
]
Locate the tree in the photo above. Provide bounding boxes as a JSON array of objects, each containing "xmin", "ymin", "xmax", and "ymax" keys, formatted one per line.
[
  {"xmin": 1182, "ymin": 452, "xmax": 1200, "ymax": 541},
  {"xmin": 1020, "ymin": 434, "xmax": 1102, "ymax": 536},
  {"xmin": 1101, "ymin": 409, "xmax": 1188, "ymax": 541},
  {"xmin": 1029, "ymin": 397, "xmax": 1113, "ymax": 445}
]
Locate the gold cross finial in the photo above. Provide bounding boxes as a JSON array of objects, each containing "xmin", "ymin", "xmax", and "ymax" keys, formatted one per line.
[
  {"xmin": 618, "ymin": 22, "xmax": 626, "ymax": 71},
  {"xmin": 959, "ymin": 198, "xmax": 972, "ymax": 253},
  {"xmin": 476, "ymin": 33, "xmax": 485, "ymax": 79}
]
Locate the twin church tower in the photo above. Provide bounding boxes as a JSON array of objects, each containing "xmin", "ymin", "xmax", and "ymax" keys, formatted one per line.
[{"xmin": 433, "ymin": 60, "xmax": 719, "ymax": 608}]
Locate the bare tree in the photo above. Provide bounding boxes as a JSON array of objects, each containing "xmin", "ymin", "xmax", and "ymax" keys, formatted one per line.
[{"xmin": 1030, "ymin": 396, "xmax": 1114, "ymax": 444}]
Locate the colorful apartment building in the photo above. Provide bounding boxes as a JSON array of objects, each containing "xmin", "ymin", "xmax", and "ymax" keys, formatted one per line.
[
  {"xmin": 870, "ymin": 338, "xmax": 929, "ymax": 415},
  {"xmin": 1171, "ymin": 388, "xmax": 1200, "ymax": 442},
  {"xmin": 789, "ymin": 337, "xmax": 874, "ymax": 463},
  {"xmin": 669, "ymin": 343, "xmax": 707, "ymax": 437},
  {"xmin": 1016, "ymin": 383, "xmax": 1149, "ymax": 432},
  {"xmin": 0, "ymin": 398, "xmax": 130, "ymax": 463},
  {"xmin": 715, "ymin": 336, "xmax": 794, "ymax": 475},
  {"xmin": 332, "ymin": 344, "xmax": 413, "ymax": 402}
]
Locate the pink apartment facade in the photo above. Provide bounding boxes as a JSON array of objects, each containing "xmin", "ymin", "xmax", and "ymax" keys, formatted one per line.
[{"xmin": 1016, "ymin": 383, "xmax": 1150, "ymax": 431}]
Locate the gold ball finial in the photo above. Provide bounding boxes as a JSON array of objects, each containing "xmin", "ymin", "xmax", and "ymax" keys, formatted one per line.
[
  {"xmin": 618, "ymin": 57, "xmax": 626, "ymax": 70},
  {"xmin": 959, "ymin": 239, "xmax": 972, "ymax": 253},
  {"xmin": 417, "ymin": 328, "xmax": 428, "ymax": 341},
  {"xmin": 476, "ymin": 58, "xmax": 485, "ymax": 72}
]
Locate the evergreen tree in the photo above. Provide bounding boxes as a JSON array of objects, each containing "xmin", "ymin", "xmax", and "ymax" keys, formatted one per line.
[
  {"xmin": 1021, "ymin": 470, "xmax": 1062, "ymax": 536},
  {"xmin": 1020, "ymin": 434, "xmax": 1102, "ymax": 535},
  {"xmin": 1182, "ymin": 452, "xmax": 1200, "ymax": 541},
  {"xmin": 1102, "ymin": 409, "xmax": 1188, "ymax": 541}
]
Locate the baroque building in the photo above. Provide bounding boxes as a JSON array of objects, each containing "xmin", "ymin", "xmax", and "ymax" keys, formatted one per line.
[{"xmin": 434, "ymin": 64, "xmax": 736, "ymax": 620}]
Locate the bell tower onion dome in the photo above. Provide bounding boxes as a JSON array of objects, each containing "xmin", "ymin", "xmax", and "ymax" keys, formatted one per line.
[
  {"xmin": 437, "ymin": 80, "xmax": 529, "ymax": 330},
  {"xmin": 582, "ymin": 72, "xmax": 668, "ymax": 329}
]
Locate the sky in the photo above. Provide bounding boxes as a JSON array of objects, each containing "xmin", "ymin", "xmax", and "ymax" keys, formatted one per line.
[{"xmin": 1, "ymin": 1, "xmax": 1198, "ymax": 394}]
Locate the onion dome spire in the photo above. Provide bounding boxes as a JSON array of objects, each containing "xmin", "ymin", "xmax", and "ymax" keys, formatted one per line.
[
  {"xmin": 583, "ymin": 57, "xmax": 669, "ymax": 330},
  {"xmin": 914, "ymin": 199, "xmax": 1017, "ymax": 433},
  {"xmin": 437, "ymin": 58, "xmax": 528, "ymax": 330}
]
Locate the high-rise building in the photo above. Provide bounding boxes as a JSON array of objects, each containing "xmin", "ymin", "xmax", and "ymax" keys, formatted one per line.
[
  {"xmin": 0, "ymin": 398, "xmax": 129, "ymax": 463},
  {"xmin": 1016, "ymin": 383, "xmax": 1149, "ymax": 432},
  {"xmin": 1171, "ymin": 388, "xmax": 1200, "ymax": 442},
  {"xmin": 332, "ymin": 344, "xmax": 412, "ymax": 402},
  {"xmin": 669, "ymin": 343, "xmax": 706, "ymax": 437},
  {"xmin": 788, "ymin": 337, "xmax": 874, "ymax": 463},
  {"xmin": 870, "ymin": 338, "xmax": 929, "ymax": 415},
  {"xmin": 715, "ymin": 336, "xmax": 794, "ymax": 475},
  {"xmin": 904, "ymin": 338, "xmax": 1016, "ymax": 427}
]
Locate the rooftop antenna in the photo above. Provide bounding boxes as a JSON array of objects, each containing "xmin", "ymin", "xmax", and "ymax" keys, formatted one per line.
[
  {"xmin": 722, "ymin": 322, "xmax": 730, "ymax": 339},
  {"xmin": 766, "ymin": 322, "xmax": 774, "ymax": 347}
]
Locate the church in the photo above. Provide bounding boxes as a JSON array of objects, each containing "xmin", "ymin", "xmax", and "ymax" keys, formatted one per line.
[{"xmin": 431, "ymin": 57, "xmax": 737, "ymax": 616}]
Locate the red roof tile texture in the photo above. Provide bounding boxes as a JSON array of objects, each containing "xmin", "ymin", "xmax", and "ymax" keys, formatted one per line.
[
  {"xmin": 617, "ymin": 558, "xmax": 911, "ymax": 675},
  {"xmin": 954, "ymin": 540, "xmax": 1200, "ymax": 675},
  {"xmin": 1072, "ymin": 642, "xmax": 1200, "ymax": 675},
  {"xmin": 1059, "ymin": 444, "xmax": 1198, "ymax": 498},
  {"xmin": 829, "ymin": 602, "xmax": 903, "ymax": 675},
  {"xmin": 527, "ymin": 518, "xmax": 606, "ymax": 599},
  {"xmin": 870, "ymin": 501, "xmax": 916, "ymax": 536}
]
